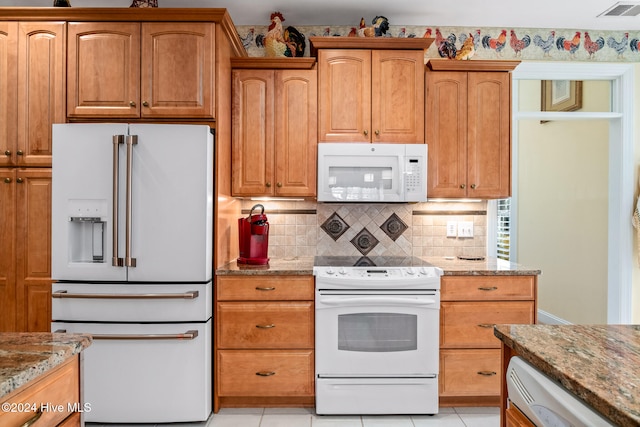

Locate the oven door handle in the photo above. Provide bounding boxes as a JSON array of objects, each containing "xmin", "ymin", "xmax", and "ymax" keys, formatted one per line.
[{"xmin": 317, "ymin": 296, "xmax": 438, "ymax": 307}]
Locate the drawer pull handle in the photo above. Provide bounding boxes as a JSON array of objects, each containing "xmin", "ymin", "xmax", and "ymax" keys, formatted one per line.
[
  {"xmin": 256, "ymin": 324, "xmax": 275, "ymax": 329},
  {"xmin": 478, "ymin": 286, "xmax": 498, "ymax": 291},
  {"xmin": 477, "ymin": 371, "xmax": 497, "ymax": 376},
  {"xmin": 20, "ymin": 409, "xmax": 43, "ymax": 427},
  {"xmin": 256, "ymin": 371, "xmax": 276, "ymax": 376},
  {"xmin": 477, "ymin": 323, "xmax": 494, "ymax": 328},
  {"xmin": 256, "ymin": 287, "xmax": 276, "ymax": 291}
]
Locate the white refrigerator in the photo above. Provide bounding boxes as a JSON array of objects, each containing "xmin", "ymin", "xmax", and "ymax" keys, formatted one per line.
[{"xmin": 51, "ymin": 123, "xmax": 213, "ymax": 423}]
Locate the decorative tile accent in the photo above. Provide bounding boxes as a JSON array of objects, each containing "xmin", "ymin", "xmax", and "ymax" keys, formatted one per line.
[
  {"xmin": 320, "ymin": 212, "xmax": 350, "ymax": 241},
  {"xmin": 380, "ymin": 213, "xmax": 408, "ymax": 241},
  {"xmin": 354, "ymin": 256, "xmax": 375, "ymax": 266},
  {"xmin": 350, "ymin": 227, "xmax": 379, "ymax": 255}
]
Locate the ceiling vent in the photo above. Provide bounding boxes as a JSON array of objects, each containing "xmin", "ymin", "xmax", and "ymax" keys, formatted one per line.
[{"xmin": 598, "ymin": 1, "xmax": 640, "ymax": 17}]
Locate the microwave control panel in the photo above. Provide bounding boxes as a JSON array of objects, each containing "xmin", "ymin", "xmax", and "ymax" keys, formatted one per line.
[{"xmin": 404, "ymin": 144, "xmax": 427, "ymax": 201}]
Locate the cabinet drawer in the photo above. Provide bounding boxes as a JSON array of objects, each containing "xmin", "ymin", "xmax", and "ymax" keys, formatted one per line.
[
  {"xmin": 441, "ymin": 276, "xmax": 535, "ymax": 301},
  {"xmin": 218, "ymin": 302, "xmax": 314, "ymax": 348},
  {"xmin": 441, "ymin": 301, "xmax": 534, "ymax": 348},
  {"xmin": 217, "ymin": 276, "xmax": 314, "ymax": 301},
  {"xmin": 440, "ymin": 349, "xmax": 500, "ymax": 396},
  {"xmin": 218, "ymin": 350, "xmax": 314, "ymax": 397},
  {"xmin": 0, "ymin": 356, "xmax": 79, "ymax": 426}
]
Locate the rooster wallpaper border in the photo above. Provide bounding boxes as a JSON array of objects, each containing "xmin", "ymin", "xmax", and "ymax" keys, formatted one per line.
[{"xmin": 236, "ymin": 24, "xmax": 640, "ymax": 62}]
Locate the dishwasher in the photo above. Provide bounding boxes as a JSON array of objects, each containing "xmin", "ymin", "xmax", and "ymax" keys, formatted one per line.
[{"xmin": 507, "ymin": 356, "xmax": 615, "ymax": 427}]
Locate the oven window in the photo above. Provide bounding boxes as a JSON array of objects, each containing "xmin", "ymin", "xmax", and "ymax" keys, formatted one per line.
[{"xmin": 337, "ymin": 313, "xmax": 417, "ymax": 352}]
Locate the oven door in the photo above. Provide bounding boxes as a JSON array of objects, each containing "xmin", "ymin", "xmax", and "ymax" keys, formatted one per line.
[{"xmin": 315, "ymin": 290, "xmax": 439, "ymax": 376}]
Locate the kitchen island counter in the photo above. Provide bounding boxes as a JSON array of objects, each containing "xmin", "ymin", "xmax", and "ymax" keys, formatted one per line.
[
  {"xmin": 494, "ymin": 324, "xmax": 640, "ymax": 427},
  {"xmin": 0, "ymin": 332, "xmax": 92, "ymax": 399}
]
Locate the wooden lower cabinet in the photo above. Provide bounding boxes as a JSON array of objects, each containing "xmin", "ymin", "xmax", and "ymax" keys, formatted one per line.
[
  {"xmin": 506, "ymin": 401, "xmax": 536, "ymax": 427},
  {"xmin": 215, "ymin": 275, "xmax": 315, "ymax": 410},
  {"xmin": 0, "ymin": 355, "xmax": 81, "ymax": 426},
  {"xmin": 439, "ymin": 275, "xmax": 537, "ymax": 406}
]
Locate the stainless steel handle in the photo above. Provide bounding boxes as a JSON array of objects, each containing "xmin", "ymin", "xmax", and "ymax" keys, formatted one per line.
[
  {"xmin": 20, "ymin": 409, "xmax": 43, "ymax": 427},
  {"xmin": 256, "ymin": 324, "xmax": 275, "ymax": 329},
  {"xmin": 255, "ymin": 287, "xmax": 275, "ymax": 291},
  {"xmin": 112, "ymin": 135, "xmax": 124, "ymax": 267},
  {"xmin": 125, "ymin": 135, "xmax": 137, "ymax": 268},
  {"xmin": 478, "ymin": 286, "xmax": 498, "ymax": 291},
  {"xmin": 477, "ymin": 371, "xmax": 497, "ymax": 376},
  {"xmin": 52, "ymin": 290, "xmax": 199, "ymax": 299},
  {"xmin": 55, "ymin": 329, "xmax": 199, "ymax": 340},
  {"xmin": 256, "ymin": 371, "xmax": 275, "ymax": 377},
  {"xmin": 319, "ymin": 296, "xmax": 437, "ymax": 307}
]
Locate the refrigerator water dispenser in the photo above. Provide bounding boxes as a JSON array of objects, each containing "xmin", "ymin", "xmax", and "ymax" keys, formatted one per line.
[{"xmin": 67, "ymin": 199, "xmax": 107, "ymax": 263}]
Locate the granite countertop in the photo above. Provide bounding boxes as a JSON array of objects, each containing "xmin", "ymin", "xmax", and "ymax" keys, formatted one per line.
[
  {"xmin": 216, "ymin": 256, "xmax": 540, "ymax": 276},
  {"xmin": 0, "ymin": 332, "xmax": 92, "ymax": 399},
  {"xmin": 494, "ymin": 324, "xmax": 640, "ymax": 427}
]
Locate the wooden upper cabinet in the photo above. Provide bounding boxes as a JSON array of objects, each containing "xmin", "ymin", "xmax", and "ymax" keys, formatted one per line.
[
  {"xmin": 67, "ymin": 22, "xmax": 214, "ymax": 119},
  {"xmin": 232, "ymin": 67, "xmax": 317, "ymax": 197},
  {"xmin": 426, "ymin": 60, "xmax": 518, "ymax": 199},
  {"xmin": 1, "ymin": 22, "xmax": 64, "ymax": 167},
  {"xmin": 318, "ymin": 49, "xmax": 424, "ymax": 143}
]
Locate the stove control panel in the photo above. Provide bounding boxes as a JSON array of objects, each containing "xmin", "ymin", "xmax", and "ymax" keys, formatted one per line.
[{"xmin": 313, "ymin": 266, "xmax": 442, "ymax": 280}]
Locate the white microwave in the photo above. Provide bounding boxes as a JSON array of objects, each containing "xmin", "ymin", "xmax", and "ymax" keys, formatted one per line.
[{"xmin": 317, "ymin": 143, "xmax": 427, "ymax": 202}]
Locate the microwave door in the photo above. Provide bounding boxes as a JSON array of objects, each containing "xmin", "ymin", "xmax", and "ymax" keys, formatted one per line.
[{"xmin": 320, "ymin": 158, "xmax": 401, "ymax": 202}]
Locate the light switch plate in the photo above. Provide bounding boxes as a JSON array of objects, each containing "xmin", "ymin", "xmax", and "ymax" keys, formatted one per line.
[
  {"xmin": 458, "ymin": 221, "xmax": 474, "ymax": 238},
  {"xmin": 446, "ymin": 221, "xmax": 457, "ymax": 237}
]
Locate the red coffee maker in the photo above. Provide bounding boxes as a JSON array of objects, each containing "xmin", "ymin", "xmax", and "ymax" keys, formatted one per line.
[{"xmin": 237, "ymin": 204, "xmax": 270, "ymax": 265}]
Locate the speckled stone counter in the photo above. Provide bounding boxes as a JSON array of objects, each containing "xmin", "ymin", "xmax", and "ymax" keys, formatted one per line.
[
  {"xmin": 216, "ymin": 257, "xmax": 315, "ymax": 275},
  {"xmin": 494, "ymin": 324, "xmax": 640, "ymax": 427},
  {"xmin": 216, "ymin": 256, "xmax": 540, "ymax": 276},
  {"xmin": 0, "ymin": 332, "xmax": 92, "ymax": 399}
]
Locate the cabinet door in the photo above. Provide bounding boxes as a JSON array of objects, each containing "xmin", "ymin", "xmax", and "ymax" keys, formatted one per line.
[
  {"xmin": 231, "ymin": 69, "xmax": 274, "ymax": 196},
  {"xmin": 141, "ymin": 23, "xmax": 214, "ymax": 118},
  {"xmin": 67, "ymin": 22, "xmax": 141, "ymax": 118},
  {"xmin": 17, "ymin": 22, "xmax": 65, "ymax": 167},
  {"xmin": 16, "ymin": 169, "xmax": 52, "ymax": 332},
  {"xmin": 0, "ymin": 22, "xmax": 17, "ymax": 168},
  {"xmin": 372, "ymin": 50, "xmax": 424, "ymax": 143},
  {"xmin": 318, "ymin": 49, "xmax": 371, "ymax": 142},
  {"xmin": 0, "ymin": 169, "xmax": 17, "ymax": 331},
  {"xmin": 274, "ymin": 69, "xmax": 317, "ymax": 196},
  {"xmin": 426, "ymin": 71, "xmax": 468, "ymax": 198},
  {"xmin": 467, "ymin": 72, "xmax": 512, "ymax": 198}
]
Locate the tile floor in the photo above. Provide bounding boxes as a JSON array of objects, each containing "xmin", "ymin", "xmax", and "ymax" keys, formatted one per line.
[{"xmin": 86, "ymin": 406, "xmax": 499, "ymax": 427}]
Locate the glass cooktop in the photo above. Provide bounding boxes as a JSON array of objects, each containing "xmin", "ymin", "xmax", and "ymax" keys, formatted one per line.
[{"xmin": 314, "ymin": 256, "xmax": 435, "ymax": 268}]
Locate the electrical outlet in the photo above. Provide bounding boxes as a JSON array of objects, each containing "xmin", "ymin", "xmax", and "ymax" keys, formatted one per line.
[
  {"xmin": 458, "ymin": 221, "xmax": 474, "ymax": 238},
  {"xmin": 446, "ymin": 221, "xmax": 457, "ymax": 237}
]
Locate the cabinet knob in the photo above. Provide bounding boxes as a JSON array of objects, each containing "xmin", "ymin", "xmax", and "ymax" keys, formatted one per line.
[
  {"xmin": 16, "ymin": 150, "xmax": 23, "ymax": 156},
  {"xmin": 460, "ymin": 184, "xmax": 466, "ymax": 189},
  {"xmin": 4, "ymin": 177, "xmax": 11, "ymax": 184},
  {"xmin": 363, "ymin": 130, "xmax": 368, "ymax": 136},
  {"xmin": 470, "ymin": 184, "xmax": 477, "ymax": 189},
  {"xmin": 129, "ymin": 101, "xmax": 136, "ymax": 107},
  {"xmin": 265, "ymin": 182, "xmax": 271, "ymax": 188},
  {"xmin": 4, "ymin": 150, "xmax": 10, "ymax": 156},
  {"xmin": 142, "ymin": 101, "xmax": 149, "ymax": 107},
  {"xmin": 374, "ymin": 130, "xmax": 380, "ymax": 136},
  {"xmin": 16, "ymin": 178, "xmax": 23, "ymax": 183},
  {"xmin": 276, "ymin": 182, "xmax": 282, "ymax": 188}
]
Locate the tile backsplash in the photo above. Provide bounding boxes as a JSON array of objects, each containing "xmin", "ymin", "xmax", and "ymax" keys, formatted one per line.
[{"xmin": 240, "ymin": 200, "xmax": 487, "ymax": 259}]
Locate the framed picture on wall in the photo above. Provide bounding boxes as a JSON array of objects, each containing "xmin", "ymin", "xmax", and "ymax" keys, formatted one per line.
[{"xmin": 541, "ymin": 80, "xmax": 583, "ymax": 112}]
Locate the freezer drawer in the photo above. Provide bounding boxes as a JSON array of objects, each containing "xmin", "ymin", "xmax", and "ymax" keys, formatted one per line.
[
  {"xmin": 52, "ymin": 321, "xmax": 212, "ymax": 423},
  {"xmin": 52, "ymin": 282, "xmax": 212, "ymax": 322}
]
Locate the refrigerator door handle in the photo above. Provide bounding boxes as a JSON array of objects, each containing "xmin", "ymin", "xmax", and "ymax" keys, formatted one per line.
[
  {"xmin": 112, "ymin": 135, "xmax": 125, "ymax": 267},
  {"xmin": 125, "ymin": 135, "xmax": 137, "ymax": 268},
  {"xmin": 52, "ymin": 290, "xmax": 200, "ymax": 299},
  {"xmin": 54, "ymin": 329, "xmax": 199, "ymax": 340}
]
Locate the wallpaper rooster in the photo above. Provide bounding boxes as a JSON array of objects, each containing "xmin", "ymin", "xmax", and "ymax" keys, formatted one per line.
[
  {"xmin": 456, "ymin": 34, "xmax": 475, "ymax": 60},
  {"xmin": 556, "ymin": 31, "xmax": 581, "ymax": 57},
  {"xmin": 533, "ymin": 31, "xmax": 555, "ymax": 57},
  {"xmin": 584, "ymin": 32, "xmax": 605, "ymax": 59},
  {"xmin": 435, "ymin": 28, "xmax": 457, "ymax": 58},
  {"xmin": 509, "ymin": 30, "xmax": 530, "ymax": 57},
  {"xmin": 256, "ymin": 12, "xmax": 306, "ymax": 57},
  {"xmin": 357, "ymin": 16, "xmax": 390, "ymax": 37},
  {"xmin": 607, "ymin": 32, "xmax": 629, "ymax": 58},
  {"xmin": 482, "ymin": 30, "xmax": 507, "ymax": 55}
]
